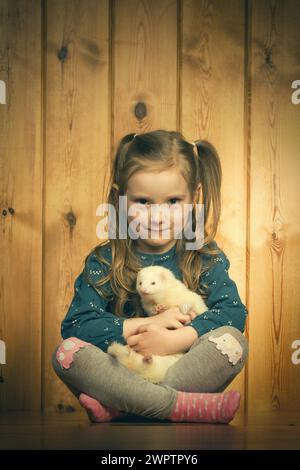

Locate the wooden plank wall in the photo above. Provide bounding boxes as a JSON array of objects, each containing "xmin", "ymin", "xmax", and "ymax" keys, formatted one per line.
[
  {"xmin": 0, "ymin": 0, "xmax": 299, "ymax": 415},
  {"xmin": 0, "ymin": 0, "xmax": 43, "ymax": 411},
  {"xmin": 43, "ymin": 0, "xmax": 111, "ymax": 414},
  {"xmin": 249, "ymin": 0, "xmax": 300, "ymax": 413}
]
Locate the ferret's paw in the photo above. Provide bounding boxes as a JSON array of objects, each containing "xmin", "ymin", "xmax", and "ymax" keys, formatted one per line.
[
  {"xmin": 107, "ymin": 342, "xmax": 130, "ymax": 359},
  {"xmin": 179, "ymin": 303, "xmax": 193, "ymax": 315},
  {"xmin": 154, "ymin": 303, "xmax": 167, "ymax": 314}
]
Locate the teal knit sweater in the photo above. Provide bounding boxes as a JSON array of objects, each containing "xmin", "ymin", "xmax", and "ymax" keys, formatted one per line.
[{"xmin": 61, "ymin": 241, "xmax": 248, "ymax": 352}]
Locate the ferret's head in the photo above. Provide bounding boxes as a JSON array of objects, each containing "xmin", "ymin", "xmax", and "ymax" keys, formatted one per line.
[{"xmin": 136, "ymin": 266, "xmax": 175, "ymax": 297}]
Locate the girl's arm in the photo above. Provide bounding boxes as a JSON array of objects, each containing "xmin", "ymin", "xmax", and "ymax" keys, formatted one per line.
[
  {"xmin": 150, "ymin": 246, "xmax": 249, "ymax": 356},
  {"xmin": 127, "ymin": 247, "xmax": 248, "ymax": 357},
  {"xmin": 123, "ymin": 317, "xmax": 154, "ymax": 340},
  {"xmin": 61, "ymin": 252, "xmax": 132, "ymax": 353},
  {"xmin": 187, "ymin": 248, "xmax": 248, "ymax": 337},
  {"xmin": 166, "ymin": 326, "xmax": 199, "ymax": 354},
  {"xmin": 126, "ymin": 323, "xmax": 198, "ymax": 356}
]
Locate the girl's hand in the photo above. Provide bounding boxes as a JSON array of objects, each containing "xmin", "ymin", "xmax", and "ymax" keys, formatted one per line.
[
  {"xmin": 126, "ymin": 323, "xmax": 174, "ymax": 357},
  {"xmin": 150, "ymin": 306, "xmax": 197, "ymax": 329}
]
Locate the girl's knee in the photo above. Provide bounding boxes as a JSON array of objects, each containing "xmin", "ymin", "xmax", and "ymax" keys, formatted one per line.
[
  {"xmin": 206, "ymin": 326, "xmax": 249, "ymax": 367},
  {"xmin": 53, "ymin": 337, "xmax": 93, "ymax": 371}
]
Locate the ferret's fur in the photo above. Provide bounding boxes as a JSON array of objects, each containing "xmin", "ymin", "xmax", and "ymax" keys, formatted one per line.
[{"xmin": 107, "ymin": 265, "xmax": 207, "ymax": 383}]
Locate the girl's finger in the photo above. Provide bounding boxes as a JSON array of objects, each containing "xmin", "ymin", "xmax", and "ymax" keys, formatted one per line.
[
  {"xmin": 188, "ymin": 310, "xmax": 196, "ymax": 319},
  {"xmin": 180, "ymin": 314, "xmax": 191, "ymax": 324},
  {"xmin": 127, "ymin": 334, "xmax": 141, "ymax": 347},
  {"xmin": 138, "ymin": 324, "xmax": 150, "ymax": 333},
  {"xmin": 178, "ymin": 314, "xmax": 188, "ymax": 322}
]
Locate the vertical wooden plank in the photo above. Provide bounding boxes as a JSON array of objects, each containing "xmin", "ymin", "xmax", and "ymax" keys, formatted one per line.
[
  {"xmin": 44, "ymin": 0, "xmax": 110, "ymax": 411},
  {"xmin": 181, "ymin": 0, "xmax": 248, "ymax": 414},
  {"xmin": 248, "ymin": 0, "xmax": 300, "ymax": 413},
  {"xmin": 113, "ymin": 0, "xmax": 178, "ymax": 143},
  {"xmin": 0, "ymin": 0, "xmax": 42, "ymax": 410}
]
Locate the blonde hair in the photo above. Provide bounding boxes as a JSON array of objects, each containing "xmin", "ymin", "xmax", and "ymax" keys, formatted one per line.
[{"xmin": 83, "ymin": 129, "xmax": 222, "ymax": 318}]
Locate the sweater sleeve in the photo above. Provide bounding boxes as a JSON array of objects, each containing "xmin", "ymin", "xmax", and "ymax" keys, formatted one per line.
[
  {"xmin": 61, "ymin": 253, "xmax": 127, "ymax": 353},
  {"xmin": 188, "ymin": 250, "xmax": 248, "ymax": 337}
]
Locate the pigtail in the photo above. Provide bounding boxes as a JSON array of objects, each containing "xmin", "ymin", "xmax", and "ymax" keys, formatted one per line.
[
  {"xmin": 193, "ymin": 140, "xmax": 222, "ymax": 242},
  {"xmin": 113, "ymin": 133, "xmax": 136, "ymax": 185}
]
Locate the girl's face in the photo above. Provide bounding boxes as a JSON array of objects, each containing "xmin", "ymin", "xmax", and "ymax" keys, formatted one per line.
[{"xmin": 125, "ymin": 168, "xmax": 201, "ymax": 254}]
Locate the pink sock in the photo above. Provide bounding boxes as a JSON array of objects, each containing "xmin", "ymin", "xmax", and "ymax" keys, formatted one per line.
[
  {"xmin": 79, "ymin": 393, "xmax": 127, "ymax": 422},
  {"xmin": 167, "ymin": 390, "xmax": 241, "ymax": 423}
]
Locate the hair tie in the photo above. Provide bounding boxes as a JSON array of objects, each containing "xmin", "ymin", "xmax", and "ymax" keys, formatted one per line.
[{"xmin": 192, "ymin": 141, "xmax": 199, "ymax": 158}]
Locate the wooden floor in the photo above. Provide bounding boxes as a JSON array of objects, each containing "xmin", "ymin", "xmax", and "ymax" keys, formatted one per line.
[{"xmin": 0, "ymin": 409, "xmax": 300, "ymax": 450}]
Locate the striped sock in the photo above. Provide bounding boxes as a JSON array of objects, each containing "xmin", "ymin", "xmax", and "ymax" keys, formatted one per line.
[
  {"xmin": 79, "ymin": 393, "xmax": 127, "ymax": 422},
  {"xmin": 167, "ymin": 390, "xmax": 241, "ymax": 423}
]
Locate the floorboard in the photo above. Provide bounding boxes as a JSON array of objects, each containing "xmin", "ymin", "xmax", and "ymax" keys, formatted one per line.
[{"xmin": 0, "ymin": 410, "xmax": 299, "ymax": 450}]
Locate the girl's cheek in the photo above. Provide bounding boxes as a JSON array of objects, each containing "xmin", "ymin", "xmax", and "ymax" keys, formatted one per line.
[
  {"xmin": 171, "ymin": 205, "xmax": 188, "ymax": 235},
  {"xmin": 128, "ymin": 203, "xmax": 148, "ymax": 218},
  {"xmin": 127, "ymin": 204, "xmax": 149, "ymax": 228}
]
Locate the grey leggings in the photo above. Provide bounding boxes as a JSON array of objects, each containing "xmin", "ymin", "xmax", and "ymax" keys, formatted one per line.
[{"xmin": 52, "ymin": 325, "xmax": 249, "ymax": 420}]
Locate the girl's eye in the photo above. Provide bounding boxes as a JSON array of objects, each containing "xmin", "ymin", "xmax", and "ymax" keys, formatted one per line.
[
  {"xmin": 135, "ymin": 198, "xmax": 180, "ymax": 205},
  {"xmin": 151, "ymin": 281, "xmax": 156, "ymax": 285}
]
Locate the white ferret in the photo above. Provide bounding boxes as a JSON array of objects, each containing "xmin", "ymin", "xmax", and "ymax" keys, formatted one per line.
[{"xmin": 107, "ymin": 265, "xmax": 208, "ymax": 384}]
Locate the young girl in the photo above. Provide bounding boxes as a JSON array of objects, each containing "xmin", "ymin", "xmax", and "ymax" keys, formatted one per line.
[{"xmin": 52, "ymin": 130, "xmax": 249, "ymax": 424}]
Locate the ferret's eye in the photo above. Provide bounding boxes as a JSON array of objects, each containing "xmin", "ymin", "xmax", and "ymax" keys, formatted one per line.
[
  {"xmin": 139, "ymin": 282, "xmax": 142, "ymax": 285},
  {"xmin": 151, "ymin": 281, "xmax": 156, "ymax": 285}
]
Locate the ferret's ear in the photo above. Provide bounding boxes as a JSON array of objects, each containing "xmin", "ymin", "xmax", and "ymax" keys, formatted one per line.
[{"xmin": 160, "ymin": 271, "xmax": 167, "ymax": 281}]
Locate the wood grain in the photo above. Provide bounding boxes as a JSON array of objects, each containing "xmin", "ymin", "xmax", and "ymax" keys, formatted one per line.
[
  {"xmin": 113, "ymin": 0, "xmax": 178, "ymax": 142},
  {"xmin": 181, "ymin": 0, "xmax": 248, "ymax": 411},
  {"xmin": 0, "ymin": 0, "xmax": 42, "ymax": 410},
  {"xmin": 0, "ymin": 410, "xmax": 299, "ymax": 450},
  {"xmin": 43, "ymin": 0, "xmax": 110, "ymax": 411},
  {"xmin": 248, "ymin": 0, "xmax": 300, "ymax": 413}
]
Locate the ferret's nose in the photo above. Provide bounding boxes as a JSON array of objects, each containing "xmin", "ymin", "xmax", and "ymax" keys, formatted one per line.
[{"xmin": 140, "ymin": 288, "xmax": 149, "ymax": 294}]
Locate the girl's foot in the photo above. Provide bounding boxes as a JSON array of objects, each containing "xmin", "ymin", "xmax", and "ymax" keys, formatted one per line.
[
  {"xmin": 79, "ymin": 393, "xmax": 127, "ymax": 422},
  {"xmin": 167, "ymin": 390, "xmax": 241, "ymax": 423}
]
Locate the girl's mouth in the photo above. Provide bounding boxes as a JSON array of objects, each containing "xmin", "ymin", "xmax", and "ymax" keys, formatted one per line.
[{"xmin": 143, "ymin": 226, "xmax": 170, "ymax": 232}]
